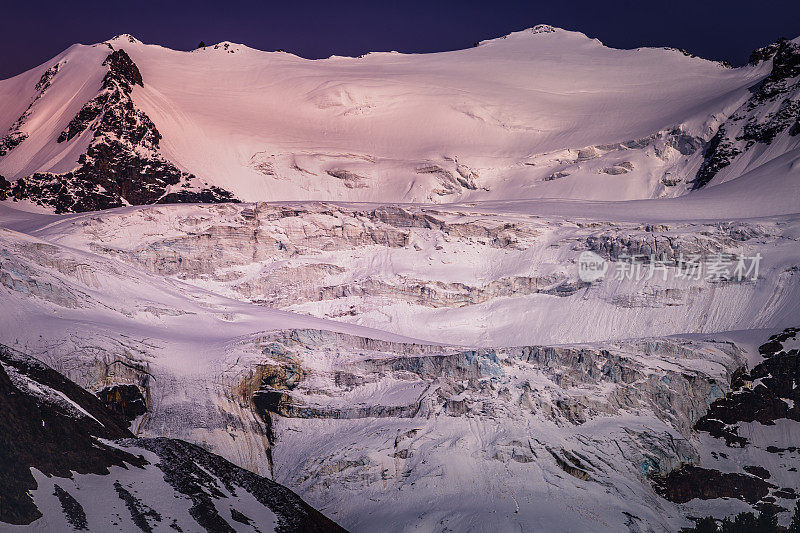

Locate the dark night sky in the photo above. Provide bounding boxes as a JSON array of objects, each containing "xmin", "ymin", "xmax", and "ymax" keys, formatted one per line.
[{"xmin": 2, "ymin": 0, "xmax": 799, "ymax": 79}]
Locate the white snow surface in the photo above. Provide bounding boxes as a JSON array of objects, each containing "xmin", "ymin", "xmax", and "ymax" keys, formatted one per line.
[
  {"xmin": 1, "ymin": 26, "xmax": 800, "ymax": 533},
  {"xmin": 1, "ymin": 194, "xmax": 798, "ymax": 531},
  {"xmin": 1, "ymin": 27, "xmax": 789, "ymax": 204}
]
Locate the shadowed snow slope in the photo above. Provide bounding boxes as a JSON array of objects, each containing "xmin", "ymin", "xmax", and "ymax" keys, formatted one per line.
[{"xmin": 0, "ymin": 342, "xmax": 346, "ymax": 532}]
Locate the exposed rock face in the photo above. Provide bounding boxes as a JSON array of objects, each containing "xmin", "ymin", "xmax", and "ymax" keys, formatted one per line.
[
  {"xmin": 693, "ymin": 39, "xmax": 800, "ymax": 189},
  {"xmin": 130, "ymin": 438, "xmax": 347, "ymax": 533},
  {"xmin": 0, "ymin": 62, "xmax": 61, "ymax": 158},
  {"xmin": 97, "ymin": 383, "xmax": 147, "ymax": 423},
  {"xmin": 0, "ymin": 132, "xmax": 27, "ymax": 158},
  {"xmin": 694, "ymin": 328, "xmax": 800, "ymax": 447},
  {"xmin": 0, "ymin": 49, "xmax": 237, "ymax": 213},
  {"xmin": 58, "ymin": 50, "xmax": 146, "ymax": 144},
  {"xmin": 53, "ymin": 484, "xmax": 89, "ymax": 530},
  {"xmin": 653, "ymin": 464, "xmax": 773, "ymax": 504},
  {"xmin": 157, "ymin": 186, "xmax": 238, "ymax": 205},
  {"xmin": 749, "ymin": 40, "xmax": 786, "ymax": 65},
  {"xmin": 694, "ymin": 126, "xmax": 741, "ymax": 189},
  {"xmin": 0, "ymin": 174, "xmax": 9, "ymax": 200},
  {"xmin": 0, "ymin": 342, "xmax": 346, "ymax": 532},
  {"xmin": 0, "ymin": 343, "xmax": 141, "ymax": 524},
  {"xmin": 651, "ymin": 328, "xmax": 800, "ymax": 515},
  {"xmin": 102, "ymin": 48, "xmax": 144, "ymax": 88}
]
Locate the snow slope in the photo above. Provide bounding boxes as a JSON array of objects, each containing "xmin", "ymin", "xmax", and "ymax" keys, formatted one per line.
[
  {"xmin": 0, "ymin": 27, "xmax": 784, "ymax": 207},
  {"xmin": 1, "ymin": 190, "xmax": 799, "ymax": 531},
  {"xmin": 10, "ymin": 199, "xmax": 797, "ymax": 347},
  {"xmin": 1, "ymin": 25, "xmax": 800, "ymax": 533},
  {"xmin": 2, "ymin": 202, "xmax": 799, "ymax": 531}
]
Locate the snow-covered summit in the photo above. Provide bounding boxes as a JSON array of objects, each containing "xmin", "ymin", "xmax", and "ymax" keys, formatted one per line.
[
  {"xmin": 0, "ymin": 29, "xmax": 798, "ymax": 213},
  {"xmin": 474, "ymin": 23, "xmax": 563, "ymax": 45},
  {"xmin": 105, "ymin": 33, "xmax": 142, "ymax": 45}
]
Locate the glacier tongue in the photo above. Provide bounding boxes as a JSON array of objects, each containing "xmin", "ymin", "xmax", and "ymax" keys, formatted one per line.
[
  {"xmin": 245, "ymin": 329, "xmax": 744, "ymax": 532},
  {"xmin": 1, "ymin": 199, "xmax": 799, "ymax": 530}
]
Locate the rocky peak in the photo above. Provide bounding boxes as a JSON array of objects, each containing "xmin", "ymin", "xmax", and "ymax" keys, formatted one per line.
[
  {"xmin": 0, "ymin": 47, "xmax": 238, "ymax": 213},
  {"xmin": 56, "ymin": 49, "xmax": 156, "ymax": 147},
  {"xmin": 106, "ymin": 33, "xmax": 141, "ymax": 45},
  {"xmin": 101, "ymin": 49, "xmax": 143, "ymax": 91},
  {"xmin": 767, "ymin": 39, "xmax": 800, "ymax": 83},
  {"xmin": 692, "ymin": 38, "xmax": 800, "ymax": 189},
  {"xmin": 748, "ymin": 38, "xmax": 786, "ymax": 65},
  {"xmin": 530, "ymin": 24, "xmax": 558, "ymax": 34}
]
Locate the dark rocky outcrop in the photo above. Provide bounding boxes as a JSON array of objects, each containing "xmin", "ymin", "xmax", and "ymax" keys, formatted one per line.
[
  {"xmin": 53, "ymin": 484, "xmax": 89, "ymax": 531},
  {"xmin": 694, "ymin": 330, "xmax": 799, "ymax": 447},
  {"xmin": 113, "ymin": 481, "xmax": 162, "ymax": 532},
  {"xmin": 743, "ymin": 465, "xmax": 771, "ymax": 480},
  {"xmin": 102, "ymin": 49, "xmax": 144, "ymax": 88},
  {"xmin": 653, "ymin": 464, "xmax": 773, "ymax": 504},
  {"xmin": 749, "ymin": 40, "xmax": 786, "ymax": 65},
  {"xmin": 130, "ymin": 438, "xmax": 347, "ymax": 533},
  {"xmin": 5, "ymin": 49, "xmax": 237, "ymax": 213},
  {"xmin": 157, "ymin": 186, "xmax": 239, "ymax": 205},
  {"xmin": 0, "ymin": 174, "xmax": 9, "ymax": 200},
  {"xmin": 653, "ymin": 328, "xmax": 800, "ymax": 512},
  {"xmin": 0, "ymin": 132, "xmax": 27, "ymax": 157},
  {"xmin": 693, "ymin": 39, "xmax": 800, "ymax": 189},
  {"xmin": 759, "ymin": 327, "xmax": 800, "ymax": 355},
  {"xmin": 758, "ymin": 40, "xmax": 800, "ymax": 94},
  {"xmin": 97, "ymin": 384, "xmax": 147, "ymax": 422},
  {"xmin": 57, "ymin": 50, "xmax": 146, "ymax": 145},
  {"xmin": 693, "ymin": 127, "xmax": 741, "ymax": 190},
  {"xmin": 0, "ymin": 343, "xmax": 143, "ymax": 525},
  {"xmin": 0, "ymin": 62, "xmax": 61, "ymax": 158},
  {"xmin": 0, "ymin": 342, "xmax": 347, "ymax": 532}
]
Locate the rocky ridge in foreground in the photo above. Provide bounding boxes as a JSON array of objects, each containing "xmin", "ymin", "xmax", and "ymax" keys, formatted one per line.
[{"xmin": 0, "ymin": 342, "xmax": 346, "ymax": 532}]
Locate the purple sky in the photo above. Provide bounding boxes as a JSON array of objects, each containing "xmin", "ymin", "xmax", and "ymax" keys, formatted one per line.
[{"xmin": 2, "ymin": 0, "xmax": 799, "ymax": 79}]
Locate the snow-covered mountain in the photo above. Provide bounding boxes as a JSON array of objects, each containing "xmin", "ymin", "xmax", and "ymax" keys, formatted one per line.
[
  {"xmin": 1, "ymin": 27, "xmax": 798, "ymax": 212},
  {"xmin": 1, "ymin": 25, "xmax": 800, "ymax": 533}
]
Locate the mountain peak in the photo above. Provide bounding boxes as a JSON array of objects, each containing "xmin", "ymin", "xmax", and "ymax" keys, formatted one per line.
[
  {"xmin": 472, "ymin": 24, "xmax": 601, "ymax": 49},
  {"xmin": 105, "ymin": 34, "xmax": 141, "ymax": 45},
  {"xmin": 198, "ymin": 41, "xmax": 254, "ymax": 54},
  {"xmin": 529, "ymin": 24, "xmax": 558, "ymax": 34}
]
